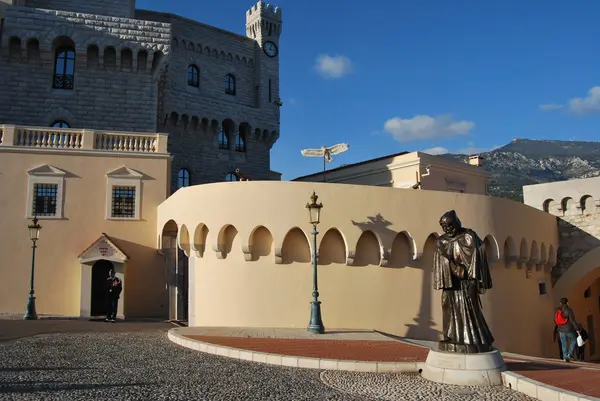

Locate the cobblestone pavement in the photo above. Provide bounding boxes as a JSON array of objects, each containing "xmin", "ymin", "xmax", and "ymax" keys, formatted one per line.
[
  {"xmin": 320, "ymin": 371, "xmax": 535, "ymax": 401},
  {"xmin": 0, "ymin": 330, "xmax": 533, "ymax": 401}
]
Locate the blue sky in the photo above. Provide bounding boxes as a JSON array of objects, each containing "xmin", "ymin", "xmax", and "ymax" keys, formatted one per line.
[{"xmin": 138, "ymin": 0, "xmax": 600, "ymax": 180}]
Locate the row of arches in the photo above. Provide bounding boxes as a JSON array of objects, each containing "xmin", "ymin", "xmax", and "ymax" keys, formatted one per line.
[
  {"xmin": 160, "ymin": 113, "xmax": 278, "ymax": 148},
  {"xmin": 161, "ymin": 220, "xmax": 556, "ymax": 270},
  {"xmin": 6, "ymin": 36, "xmax": 164, "ymax": 76},
  {"xmin": 172, "ymin": 38, "xmax": 254, "ymax": 67},
  {"xmin": 543, "ymin": 195, "xmax": 599, "ymax": 216}
]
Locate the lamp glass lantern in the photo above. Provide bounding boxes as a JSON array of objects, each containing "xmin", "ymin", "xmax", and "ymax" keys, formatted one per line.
[
  {"xmin": 306, "ymin": 191, "xmax": 323, "ymax": 225},
  {"xmin": 28, "ymin": 217, "xmax": 41, "ymax": 241}
]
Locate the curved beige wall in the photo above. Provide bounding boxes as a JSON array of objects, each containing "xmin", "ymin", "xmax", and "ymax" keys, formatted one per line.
[{"xmin": 158, "ymin": 181, "xmax": 560, "ymax": 357}]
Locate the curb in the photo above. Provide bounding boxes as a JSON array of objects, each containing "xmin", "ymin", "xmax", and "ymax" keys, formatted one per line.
[
  {"xmin": 501, "ymin": 371, "xmax": 599, "ymax": 401},
  {"xmin": 168, "ymin": 329, "xmax": 599, "ymax": 401},
  {"xmin": 167, "ymin": 329, "xmax": 422, "ymax": 373}
]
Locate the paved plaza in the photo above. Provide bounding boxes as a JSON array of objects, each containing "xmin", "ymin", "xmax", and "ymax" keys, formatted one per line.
[{"xmin": 0, "ymin": 321, "xmax": 539, "ymax": 400}]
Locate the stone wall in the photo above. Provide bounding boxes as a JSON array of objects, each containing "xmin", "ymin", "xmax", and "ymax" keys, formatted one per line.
[
  {"xmin": 0, "ymin": 2, "xmax": 281, "ymax": 193},
  {"xmin": 138, "ymin": 9, "xmax": 281, "ymax": 191},
  {"xmin": 0, "ymin": 6, "xmax": 170, "ymax": 132},
  {"xmin": 555, "ymin": 213, "xmax": 600, "ymax": 283},
  {"xmin": 25, "ymin": 0, "xmax": 135, "ymax": 18}
]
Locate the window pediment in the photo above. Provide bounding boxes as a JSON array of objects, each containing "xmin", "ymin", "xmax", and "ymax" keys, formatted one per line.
[
  {"xmin": 106, "ymin": 166, "xmax": 143, "ymax": 179},
  {"xmin": 27, "ymin": 165, "xmax": 66, "ymax": 177}
]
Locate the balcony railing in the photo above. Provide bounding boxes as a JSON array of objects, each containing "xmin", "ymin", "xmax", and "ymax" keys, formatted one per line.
[{"xmin": 0, "ymin": 125, "xmax": 168, "ymax": 154}]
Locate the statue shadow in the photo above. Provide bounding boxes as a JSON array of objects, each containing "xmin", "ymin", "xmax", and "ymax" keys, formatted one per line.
[{"xmin": 350, "ymin": 214, "xmax": 440, "ymax": 342}]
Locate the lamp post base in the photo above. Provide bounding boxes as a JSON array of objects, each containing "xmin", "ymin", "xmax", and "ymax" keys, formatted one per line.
[
  {"xmin": 24, "ymin": 296, "xmax": 38, "ymax": 320},
  {"xmin": 307, "ymin": 300, "xmax": 325, "ymax": 334}
]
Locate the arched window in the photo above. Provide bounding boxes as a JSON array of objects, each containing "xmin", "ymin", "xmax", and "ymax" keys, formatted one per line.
[
  {"xmin": 218, "ymin": 130, "xmax": 228, "ymax": 150},
  {"xmin": 51, "ymin": 120, "xmax": 70, "ymax": 128},
  {"xmin": 225, "ymin": 74, "xmax": 236, "ymax": 95},
  {"xmin": 53, "ymin": 47, "xmax": 75, "ymax": 90},
  {"xmin": 177, "ymin": 168, "xmax": 190, "ymax": 188},
  {"xmin": 187, "ymin": 65, "xmax": 199, "ymax": 87},
  {"xmin": 225, "ymin": 173, "xmax": 238, "ymax": 182},
  {"xmin": 235, "ymin": 132, "xmax": 246, "ymax": 152}
]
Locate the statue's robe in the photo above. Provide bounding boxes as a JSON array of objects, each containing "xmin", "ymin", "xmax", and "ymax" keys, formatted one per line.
[{"xmin": 433, "ymin": 229, "xmax": 494, "ymax": 351}]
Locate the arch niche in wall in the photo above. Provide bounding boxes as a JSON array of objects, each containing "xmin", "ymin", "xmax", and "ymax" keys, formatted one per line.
[
  {"xmin": 248, "ymin": 226, "xmax": 274, "ymax": 261},
  {"xmin": 388, "ymin": 231, "xmax": 415, "ymax": 268},
  {"xmin": 353, "ymin": 230, "xmax": 381, "ymax": 267},
  {"xmin": 318, "ymin": 228, "xmax": 346, "ymax": 265},
  {"xmin": 216, "ymin": 224, "xmax": 238, "ymax": 259},
  {"xmin": 280, "ymin": 227, "xmax": 311, "ymax": 264},
  {"xmin": 192, "ymin": 224, "xmax": 209, "ymax": 257}
]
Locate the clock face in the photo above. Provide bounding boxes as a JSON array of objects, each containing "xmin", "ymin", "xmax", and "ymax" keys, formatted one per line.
[{"xmin": 263, "ymin": 41, "xmax": 278, "ymax": 58}]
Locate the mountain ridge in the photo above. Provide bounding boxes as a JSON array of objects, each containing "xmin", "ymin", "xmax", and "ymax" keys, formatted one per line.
[{"xmin": 442, "ymin": 139, "xmax": 600, "ymax": 201}]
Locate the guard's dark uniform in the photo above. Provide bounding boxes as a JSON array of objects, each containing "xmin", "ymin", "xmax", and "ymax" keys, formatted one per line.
[{"xmin": 106, "ymin": 275, "xmax": 122, "ymax": 322}]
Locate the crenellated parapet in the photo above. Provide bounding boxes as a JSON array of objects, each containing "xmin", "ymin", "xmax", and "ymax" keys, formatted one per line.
[
  {"xmin": 523, "ymin": 176, "xmax": 600, "ymax": 283},
  {"xmin": 158, "ymin": 181, "xmax": 559, "ymax": 274},
  {"xmin": 523, "ymin": 176, "xmax": 600, "ymax": 217},
  {"xmin": 160, "ymin": 112, "xmax": 279, "ymax": 149},
  {"xmin": 2, "ymin": 6, "xmax": 171, "ymax": 85},
  {"xmin": 245, "ymin": 1, "xmax": 282, "ymax": 40}
]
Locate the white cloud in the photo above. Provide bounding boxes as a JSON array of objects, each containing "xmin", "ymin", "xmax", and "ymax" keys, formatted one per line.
[
  {"xmin": 422, "ymin": 147, "xmax": 449, "ymax": 155},
  {"xmin": 568, "ymin": 86, "xmax": 600, "ymax": 114},
  {"xmin": 384, "ymin": 114, "xmax": 475, "ymax": 143},
  {"xmin": 540, "ymin": 86, "xmax": 600, "ymax": 115},
  {"xmin": 421, "ymin": 142, "xmax": 500, "ymax": 156},
  {"xmin": 539, "ymin": 103, "xmax": 564, "ymax": 111},
  {"xmin": 315, "ymin": 54, "xmax": 353, "ymax": 79}
]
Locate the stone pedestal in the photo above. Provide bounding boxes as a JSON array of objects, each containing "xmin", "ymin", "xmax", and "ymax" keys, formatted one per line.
[{"xmin": 420, "ymin": 348, "xmax": 506, "ymax": 386}]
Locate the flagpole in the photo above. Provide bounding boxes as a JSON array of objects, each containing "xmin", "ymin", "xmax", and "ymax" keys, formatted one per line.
[{"xmin": 323, "ymin": 154, "xmax": 326, "ymax": 183}]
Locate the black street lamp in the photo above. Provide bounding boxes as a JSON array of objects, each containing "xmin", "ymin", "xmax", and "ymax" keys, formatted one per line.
[
  {"xmin": 24, "ymin": 216, "xmax": 41, "ymax": 320},
  {"xmin": 306, "ymin": 191, "xmax": 325, "ymax": 334}
]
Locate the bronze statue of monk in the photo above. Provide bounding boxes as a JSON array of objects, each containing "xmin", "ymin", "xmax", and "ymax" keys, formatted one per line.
[{"xmin": 433, "ymin": 210, "xmax": 495, "ymax": 353}]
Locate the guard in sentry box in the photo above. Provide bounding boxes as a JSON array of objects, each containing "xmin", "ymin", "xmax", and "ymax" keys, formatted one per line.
[{"xmin": 105, "ymin": 269, "xmax": 123, "ymax": 323}]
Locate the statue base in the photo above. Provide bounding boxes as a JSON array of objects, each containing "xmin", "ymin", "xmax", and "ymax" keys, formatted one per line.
[{"xmin": 420, "ymin": 348, "xmax": 506, "ymax": 386}]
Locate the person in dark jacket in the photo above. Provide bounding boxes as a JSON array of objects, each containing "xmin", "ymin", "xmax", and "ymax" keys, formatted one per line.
[
  {"xmin": 105, "ymin": 269, "xmax": 122, "ymax": 323},
  {"xmin": 555, "ymin": 297, "xmax": 580, "ymax": 362}
]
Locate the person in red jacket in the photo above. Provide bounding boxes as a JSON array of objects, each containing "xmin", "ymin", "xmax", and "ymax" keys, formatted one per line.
[
  {"xmin": 554, "ymin": 297, "xmax": 580, "ymax": 362},
  {"xmin": 105, "ymin": 269, "xmax": 122, "ymax": 323}
]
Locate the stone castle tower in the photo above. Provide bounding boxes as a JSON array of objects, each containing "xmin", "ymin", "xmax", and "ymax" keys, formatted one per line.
[{"xmin": 0, "ymin": 0, "xmax": 283, "ymax": 192}]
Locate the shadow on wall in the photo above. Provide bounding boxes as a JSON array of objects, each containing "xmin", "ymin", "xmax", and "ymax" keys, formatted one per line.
[
  {"xmin": 555, "ymin": 218, "xmax": 600, "ymax": 285},
  {"xmin": 351, "ymin": 214, "xmax": 439, "ymax": 340},
  {"xmin": 404, "ymin": 233, "xmax": 439, "ymax": 340},
  {"xmin": 107, "ymin": 236, "xmax": 169, "ymax": 319}
]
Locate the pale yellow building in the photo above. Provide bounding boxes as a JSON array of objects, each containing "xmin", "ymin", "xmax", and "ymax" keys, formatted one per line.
[
  {"xmin": 0, "ymin": 124, "xmax": 171, "ymax": 319},
  {"xmin": 3, "ymin": 123, "xmax": 600, "ymax": 361},
  {"xmin": 292, "ymin": 151, "xmax": 489, "ymax": 195}
]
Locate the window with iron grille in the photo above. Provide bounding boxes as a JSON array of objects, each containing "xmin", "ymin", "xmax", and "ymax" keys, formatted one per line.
[
  {"xmin": 225, "ymin": 74, "xmax": 236, "ymax": 95},
  {"xmin": 53, "ymin": 47, "xmax": 75, "ymax": 90},
  {"xmin": 225, "ymin": 173, "xmax": 238, "ymax": 182},
  {"xmin": 218, "ymin": 130, "xmax": 228, "ymax": 150},
  {"xmin": 187, "ymin": 65, "xmax": 199, "ymax": 87},
  {"xmin": 235, "ymin": 134, "xmax": 246, "ymax": 152},
  {"xmin": 33, "ymin": 184, "xmax": 58, "ymax": 216},
  {"xmin": 111, "ymin": 186, "xmax": 136, "ymax": 218}
]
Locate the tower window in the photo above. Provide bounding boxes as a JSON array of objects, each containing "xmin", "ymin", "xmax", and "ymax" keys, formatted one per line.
[
  {"xmin": 218, "ymin": 130, "xmax": 228, "ymax": 150},
  {"xmin": 53, "ymin": 46, "xmax": 75, "ymax": 90},
  {"xmin": 51, "ymin": 120, "xmax": 70, "ymax": 128},
  {"xmin": 177, "ymin": 168, "xmax": 190, "ymax": 188},
  {"xmin": 187, "ymin": 65, "xmax": 199, "ymax": 87},
  {"xmin": 225, "ymin": 173, "xmax": 238, "ymax": 182},
  {"xmin": 225, "ymin": 74, "xmax": 236, "ymax": 95},
  {"xmin": 235, "ymin": 133, "xmax": 246, "ymax": 152}
]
